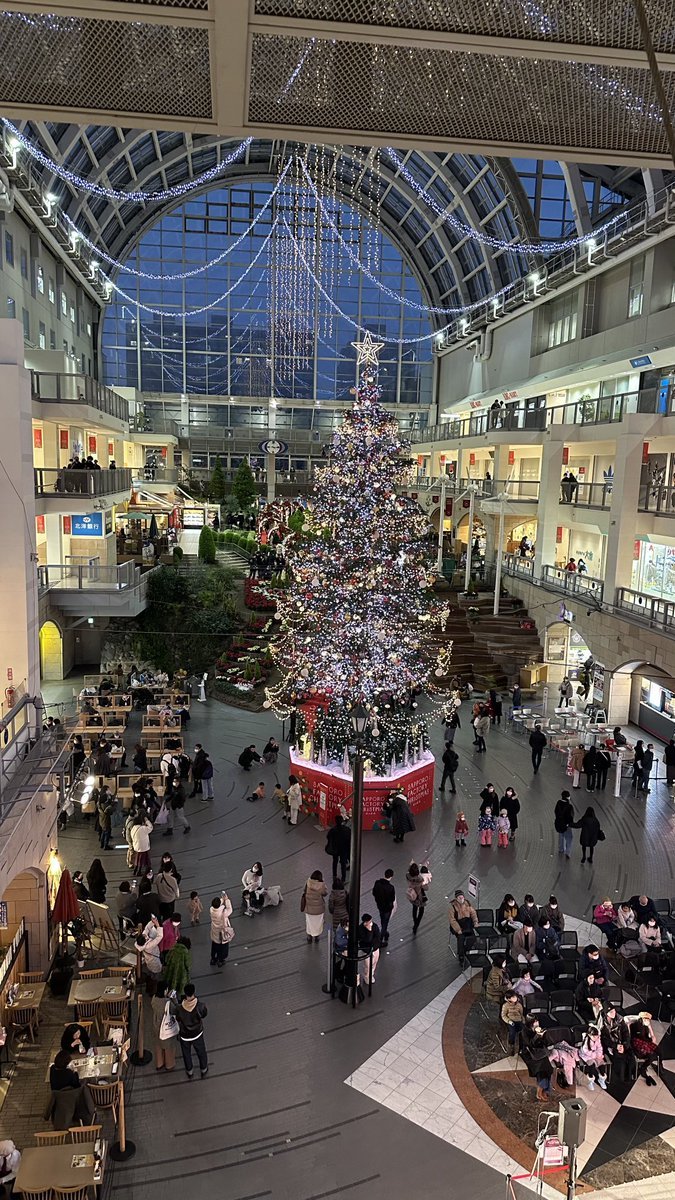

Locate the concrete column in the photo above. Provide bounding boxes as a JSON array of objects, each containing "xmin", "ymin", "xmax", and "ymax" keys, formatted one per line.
[
  {"xmin": 534, "ymin": 438, "xmax": 565, "ymax": 576},
  {"xmin": 0, "ymin": 321, "xmax": 40, "ymax": 697},
  {"xmin": 607, "ymin": 671, "xmax": 631, "ymax": 724},
  {"xmin": 492, "ymin": 444, "xmax": 512, "ymax": 486},
  {"xmin": 604, "ymin": 433, "xmax": 645, "ymax": 595}
]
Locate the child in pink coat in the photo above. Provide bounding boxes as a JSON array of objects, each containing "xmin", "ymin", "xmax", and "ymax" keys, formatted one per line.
[
  {"xmin": 496, "ymin": 809, "xmax": 511, "ymax": 848},
  {"xmin": 478, "ymin": 807, "xmax": 496, "ymax": 847},
  {"xmin": 454, "ymin": 812, "xmax": 469, "ymax": 847}
]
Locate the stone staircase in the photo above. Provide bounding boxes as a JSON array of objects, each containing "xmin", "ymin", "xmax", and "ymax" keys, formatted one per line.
[
  {"xmin": 178, "ymin": 548, "xmax": 247, "ymax": 576},
  {"xmin": 433, "ymin": 591, "xmax": 543, "ymax": 692}
]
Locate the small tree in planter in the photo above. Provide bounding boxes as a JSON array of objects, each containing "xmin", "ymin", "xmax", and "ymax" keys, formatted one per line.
[
  {"xmin": 198, "ymin": 525, "xmax": 217, "ymax": 564},
  {"xmin": 209, "ymin": 456, "xmax": 227, "ymax": 504},
  {"xmin": 232, "ymin": 459, "xmax": 257, "ymax": 510}
]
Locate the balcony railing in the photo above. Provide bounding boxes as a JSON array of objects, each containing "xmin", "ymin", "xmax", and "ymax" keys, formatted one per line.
[
  {"xmin": 503, "ymin": 556, "xmax": 604, "ymax": 602},
  {"xmin": 559, "ymin": 480, "xmax": 613, "ymax": 510},
  {"xmin": 406, "ymin": 475, "xmax": 540, "ymax": 502},
  {"xmin": 34, "ymin": 467, "xmax": 132, "ymax": 497},
  {"xmin": 637, "ymin": 483, "xmax": 675, "ymax": 515},
  {"xmin": 31, "ymin": 372, "xmax": 129, "ymax": 423},
  {"xmin": 615, "ymin": 587, "xmax": 675, "ymax": 630},
  {"xmin": 38, "ymin": 560, "xmax": 142, "ymax": 592},
  {"xmin": 415, "ymin": 385, "xmax": 675, "ymax": 446}
]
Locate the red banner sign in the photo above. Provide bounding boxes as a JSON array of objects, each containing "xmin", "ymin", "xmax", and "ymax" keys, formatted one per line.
[
  {"xmin": 60, "ymin": 429, "xmax": 69, "ymax": 449},
  {"xmin": 33, "ymin": 428, "xmax": 42, "ymax": 449},
  {"xmin": 36, "ymin": 515, "xmax": 45, "ymax": 534}
]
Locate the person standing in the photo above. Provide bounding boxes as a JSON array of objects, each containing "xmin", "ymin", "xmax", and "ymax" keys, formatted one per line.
[
  {"xmin": 328, "ymin": 878, "xmax": 350, "ymax": 931},
  {"xmin": 595, "ymin": 747, "xmax": 612, "ymax": 790},
  {"xmin": 443, "ymin": 710, "xmax": 461, "ymax": 746},
  {"xmin": 454, "ymin": 811, "xmax": 469, "ymax": 847},
  {"xmin": 474, "ymin": 710, "xmax": 490, "ymax": 753},
  {"xmin": 529, "ymin": 724, "xmax": 547, "ymax": 774},
  {"xmin": 167, "ymin": 778, "xmax": 191, "ymax": 835},
  {"xmin": 512, "ymin": 683, "xmax": 522, "ymax": 709},
  {"xmin": 200, "ymin": 753, "xmax": 215, "ymax": 801},
  {"xmin": 357, "ymin": 914, "xmax": 381, "ymax": 985},
  {"xmin": 287, "ymin": 774, "xmax": 303, "ymax": 825},
  {"xmin": 496, "ymin": 809, "xmax": 511, "ymax": 848},
  {"xmin": 325, "ymin": 814, "xmax": 351, "ymax": 882},
  {"xmin": 639, "ymin": 743, "xmax": 654, "ymax": 793},
  {"xmin": 156, "ymin": 865, "xmax": 180, "ymax": 920},
  {"xmin": 151, "ymin": 980, "xmax": 177, "ymax": 1072},
  {"xmin": 554, "ymin": 791, "xmax": 575, "ymax": 858},
  {"xmin": 302, "ymin": 870, "xmax": 328, "ymax": 943},
  {"xmin": 570, "ymin": 743, "xmax": 586, "ymax": 789},
  {"xmin": 189, "ymin": 744, "xmax": 207, "ymax": 797},
  {"xmin": 478, "ymin": 806, "xmax": 496, "ymax": 846},
  {"xmin": 172, "ymin": 984, "xmax": 208, "ymax": 1079},
  {"xmin": 209, "ymin": 893, "xmax": 233, "ymax": 968},
  {"xmin": 559, "ymin": 677, "xmax": 573, "ymax": 707},
  {"xmin": 440, "ymin": 744, "xmax": 458, "ymax": 793},
  {"xmin": 583, "ymin": 746, "xmax": 598, "ymax": 793},
  {"xmin": 372, "ymin": 869, "xmax": 396, "ymax": 944},
  {"xmin": 387, "ymin": 790, "xmax": 416, "ymax": 843},
  {"xmin": 501, "ymin": 786, "xmax": 520, "ymax": 842},
  {"xmin": 573, "ymin": 805, "xmax": 604, "ymax": 864}
]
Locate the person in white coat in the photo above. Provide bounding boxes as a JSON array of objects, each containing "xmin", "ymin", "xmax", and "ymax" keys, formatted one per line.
[
  {"xmin": 287, "ymin": 774, "xmax": 302, "ymax": 826},
  {"xmin": 136, "ymin": 917, "xmax": 163, "ymax": 985},
  {"xmin": 130, "ymin": 814, "xmax": 153, "ymax": 873},
  {"xmin": 209, "ymin": 892, "xmax": 233, "ymax": 967}
]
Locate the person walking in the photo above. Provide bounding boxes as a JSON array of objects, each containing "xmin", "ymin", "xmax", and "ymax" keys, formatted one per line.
[
  {"xmin": 443, "ymin": 710, "xmax": 461, "ymax": 746},
  {"xmin": 172, "ymin": 984, "xmax": 208, "ymax": 1079},
  {"xmin": 387, "ymin": 790, "xmax": 416, "ymax": 843},
  {"xmin": 328, "ymin": 878, "xmax": 350, "ymax": 931},
  {"xmin": 529, "ymin": 724, "xmax": 547, "ymax": 774},
  {"xmin": 302, "ymin": 870, "xmax": 328, "ymax": 943},
  {"xmin": 372, "ymin": 870, "xmax": 396, "ymax": 944},
  {"xmin": 151, "ymin": 980, "xmax": 177, "ymax": 1072},
  {"xmin": 559, "ymin": 677, "xmax": 574, "ymax": 707},
  {"xmin": 573, "ymin": 805, "xmax": 604, "ymax": 864},
  {"xmin": 166, "ymin": 778, "xmax": 191, "ymax": 835},
  {"xmin": 554, "ymin": 791, "xmax": 575, "ymax": 858},
  {"xmin": 440, "ymin": 744, "xmax": 458, "ymax": 793},
  {"xmin": 406, "ymin": 862, "xmax": 430, "ymax": 935},
  {"xmin": 501, "ymin": 786, "xmax": 520, "ymax": 842},
  {"xmin": 583, "ymin": 746, "xmax": 598, "ymax": 793},
  {"xmin": 209, "ymin": 892, "xmax": 233, "ymax": 968},
  {"xmin": 325, "ymin": 814, "xmax": 351, "ymax": 882},
  {"xmin": 665, "ymin": 738, "xmax": 675, "ymax": 789},
  {"xmin": 287, "ymin": 774, "xmax": 303, "ymax": 825},
  {"xmin": 570, "ymin": 743, "xmax": 586, "ymax": 789},
  {"xmin": 512, "ymin": 683, "xmax": 522, "ymax": 709},
  {"xmin": 474, "ymin": 710, "xmax": 490, "ymax": 753}
]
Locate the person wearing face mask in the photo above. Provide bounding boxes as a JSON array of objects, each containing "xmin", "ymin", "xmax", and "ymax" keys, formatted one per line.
[
  {"xmin": 522, "ymin": 1017, "xmax": 554, "ymax": 1101},
  {"xmin": 497, "ymin": 894, "xmax": 522, "ymax": 934},
  {"xmin": 500, "ymin": 786, "xmax": 520, "ymax": 842},
  {"xmin": 580, "ymin": 944, "xmax": 607, "ymax": 986},
  {"xmin": 639, "ymin": 917, "xmax": 663, "ymax": 954},
  {"xmin": 518, "ymin": 894, "xmax": 539, "ymax": 928},
  {"xmin": 541, "ymin": 895, "xmax": 565, "ymax": 934}
]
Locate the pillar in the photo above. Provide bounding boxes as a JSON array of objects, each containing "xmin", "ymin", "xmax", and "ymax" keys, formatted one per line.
[
  {"xmin": 604, "ymin": 434, "xmax": 645, "ymax": 595},
  {"xmin": 0, "ymin": 321, "xmax": 40, "ymax": 697},
  {"xmin": 534, "ymin": 438, "xmax": 565, "ymax": 576}
]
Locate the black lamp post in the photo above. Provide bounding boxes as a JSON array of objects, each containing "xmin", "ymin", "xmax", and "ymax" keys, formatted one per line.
[{"xmin": 339, "ymin": 701, "xmax": 369, "ymax": 1006}]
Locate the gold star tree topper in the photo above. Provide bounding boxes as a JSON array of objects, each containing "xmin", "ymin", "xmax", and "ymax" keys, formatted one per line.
[{"xmin": 351, "ymin": 329, "xmax": 384, "ymax": 367}]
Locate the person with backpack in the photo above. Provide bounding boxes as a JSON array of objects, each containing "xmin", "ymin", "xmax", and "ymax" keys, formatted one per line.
[
  {"xmin": 165, "ymin": 778, "xmax": 191, "ymax": 837},
  {"xmin": 172, "ymin": 984, "xmax": 209, "ymax": 1079},
  {"xmin": 160, "ymin": 749, "xmax": 178, "ymax": 787},
  {"xmin": 439, "ymin": 744, "xmax": 458, "ymax": 793}
]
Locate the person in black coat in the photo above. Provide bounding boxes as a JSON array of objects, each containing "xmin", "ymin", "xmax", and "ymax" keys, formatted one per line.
[
  {"xmin": 529, "ymin": 725, "xmax": 547, "ymax": 774},
  {"xmin": 86, "ymin": 858, "xmax": 107, "ymax": 903},
  {"xmin": 501, "ymin": 787, "xmax": 520, "ymax": 842},
  {"xmin": 479, "ymin": 784, "xmax": 499, "ymax": 815},
  {"xmin": 440, "ymin": 745, "xmax": 459, "ymax": 793},
  {"xmin": 325, "ymin": 814, "xmax": 351, "ymax": 882},
  {"xmin": 238, "ymin": 744, "xmax": 261, "ymax": 772},
  {"xmin": 189, "ymin": 743, "xmax": 207, "ymax": 796},
  {"xmin": 583, "ymin": 746, "xmax": 598, "ymax": 792},
  {"xmin": 595, "ymin": 747, "xmax": 612, "ymax": 790},
  {"xmin": 72, "ymin": 871, "xmax": 89, "ymax": 902},
  {"xmin": 554, "ymin": 791, "xmax": 575, "ymax": 857},
  {"xmin": 573, "ymin": 805, "xmax": 604, "ymax": 864},
  {"xmin": 385, "ymin": 791, "xmax": 415, "ymax": 843},
  {"xmin": 372, "ymin": 870, "xmax": 396, "ymax": 944}
]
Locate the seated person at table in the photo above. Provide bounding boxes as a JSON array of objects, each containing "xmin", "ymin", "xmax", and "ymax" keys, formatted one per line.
[
  {"xmin": 49, "ymin": 1050, "xmax": 96, "ymax": 1127},
  {"xmin": 61, "ymin": 1023, "xmax": 93, "ymax": 1056}
]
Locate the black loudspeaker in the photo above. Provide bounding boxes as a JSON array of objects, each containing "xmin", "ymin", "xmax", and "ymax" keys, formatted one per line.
[{"xmin": 558, "ymin": 1097, "xmax": 587, "ymax": 1147}]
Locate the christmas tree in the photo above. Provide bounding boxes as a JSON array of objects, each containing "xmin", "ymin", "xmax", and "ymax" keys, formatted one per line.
[{"xmin": 267, "ymin": 332, "xmax": 451, "ymax": 770}]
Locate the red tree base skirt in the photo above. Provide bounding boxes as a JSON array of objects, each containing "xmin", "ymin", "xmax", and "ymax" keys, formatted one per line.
[{"xmin": 290, "ymin": 748, "xmax": 436, "ymax": 830}]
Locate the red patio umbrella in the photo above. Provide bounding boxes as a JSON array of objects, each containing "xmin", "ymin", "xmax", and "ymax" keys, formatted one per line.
[{"xmin": 52, "ymin": 869, "xmax": 81, "ymax": 954}]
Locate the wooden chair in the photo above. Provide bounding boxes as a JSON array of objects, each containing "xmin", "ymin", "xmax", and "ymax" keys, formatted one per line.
[
  {"xmin": 64, "ymin": 1019, "xmax": 93, "ymax": 1037},
  {"xmin": 9, "ymin": 1005, "xmax": 39, "ymax": 1042},
  {"xmin": 100, "ymin": 998, "xmax": 128, "ymax": 1041},
  {"xmin": 54, "ymin": 1188, "xmax": 90, "ymax": 1200},
  {"xmin": 75, "ymin": 1001, "xmax": 100, "ymax": 1035},
  {"xmin": 69, "ymin": 1123, "xmax": 102, "ymax": 1144},
  {"xmin": 21, "ymin": 1190, "xmax": 54, "ymax": 1200},
  {"xmin": 108, "ymin": 966, "xmax": 131, "ymax": 978},
  {"xmin": 78, "ymin": 969, "xmax": 104, "ymax": 979},
  {"xmin": 19, "ymin": 971, "xmax": 43, "ymax": 984},
  {"xmin": 35, "ymin": 1129, "xmax": 68, "ymax": 1145},
  {"xmin": 88, "ymin": 1079, "xmax": 119, "ymax": 1121}
]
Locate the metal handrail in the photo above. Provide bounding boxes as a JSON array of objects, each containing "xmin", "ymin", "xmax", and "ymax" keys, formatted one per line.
[
  {"xmin": 31, "ymin": 372, "xmax": 129, "ymax": 422},
  {"xmin": 34, "ymin": 467, "xmax": 132, "ymax": 497}
]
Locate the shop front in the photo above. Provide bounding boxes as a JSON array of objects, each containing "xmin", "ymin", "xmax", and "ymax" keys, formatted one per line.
[
  {"xmin": 634, "ymin": 674, "xmax": 675, "ymax": 741},
  {"xmin": 631, "ymin": 537, "xmax": 675, "ymax": 600}
]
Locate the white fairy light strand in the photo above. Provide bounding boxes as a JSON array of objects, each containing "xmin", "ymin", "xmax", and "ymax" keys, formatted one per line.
[
  {"xmin": 63, "ymin": 165, "xmax": 290, "ymax": 281},
  {"xmin": 385, "ymin": 147, "xmax": 623, "ymax": 256},
  {"xmin": 2, "ymin": 119, "xmax": 252, "ymax": 204},
  {"xmin": 106, "ymin": 220, "xmax": 278, "ymax": 317}
]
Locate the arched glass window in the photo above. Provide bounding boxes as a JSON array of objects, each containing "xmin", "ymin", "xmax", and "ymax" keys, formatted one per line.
[{"xmin": 101, "ymin": 182, "xmax": 433, "ymax": 406}]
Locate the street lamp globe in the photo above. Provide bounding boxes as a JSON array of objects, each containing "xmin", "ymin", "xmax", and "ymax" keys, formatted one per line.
[{"xmin": 351, "ymin": 703, "xmax": 369, "ymax": 737}]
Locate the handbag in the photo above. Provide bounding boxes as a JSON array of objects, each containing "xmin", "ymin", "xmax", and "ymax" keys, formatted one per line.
[
  {"xmin": 300, "ymin": 888, "xmax": 307, "ymax": 913},
  {"xmin": 159, "ymin": 1001, "xmax": 179, "ymax": 1041},
  {"xmin": 406, "ymin": 885, "xmax": 418, "ymax": 903},
  {"xmin": 154, "ymin": 803, "xmax": 169, "ymax": 828},
  {"xmin": 221, "ymin": 925, "xmax": 235, "ymax": 944}
]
